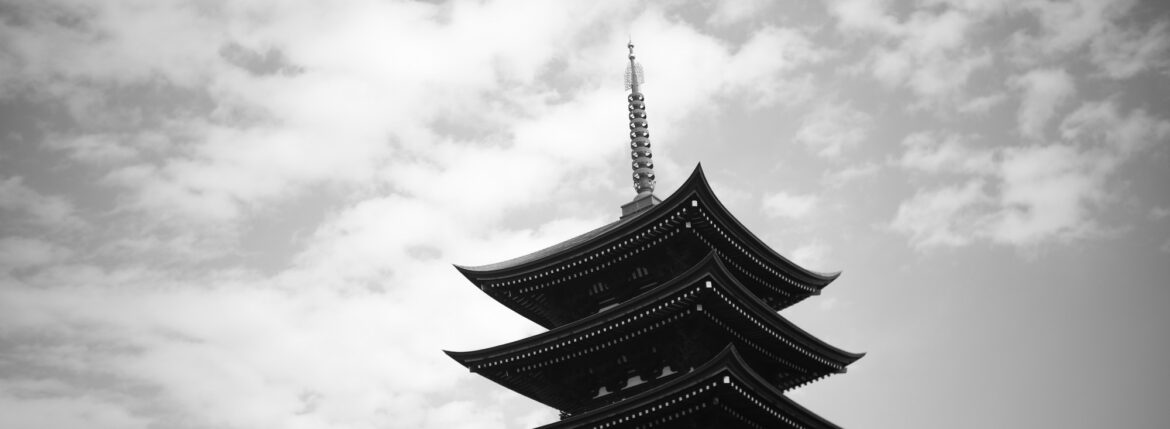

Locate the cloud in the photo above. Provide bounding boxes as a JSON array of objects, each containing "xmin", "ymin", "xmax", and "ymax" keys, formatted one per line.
[
  {"xmin": 0, "ymin": 237, "xmax": 73, "ymax": 271},
  {"xmin": 1090, "ymin": 20, "xmax": 1170, "ymax": 79},
  {"xmin": 895, "ymin": 144, "xmax": 1106, "ymax": 249},
  {"xmin": 987, "ymin": 144, "xmax": 1103, "ymax": 245},
  {"xmin": 721, "ymin": 26, "xmax": 830, "ymax": 108},
  {"xmin": 831, "ymin": 0, "xmax": 994, "ymax": 111},
  {"xmin": 0, "ymin": 391, "xmax": 149, "ymax": 429},
  {"xmin": 788, "ymin": 241, "xmax": 832, "ymax": 271},
  {"xmin": 0, "ymin": 2, "xmax": 868, "ymax": 428},
  {"xmin": 829, "ymin": 0, "xmax": 900, "ymax": 35},
  {"xmin": 793, "ymin": 100, "xmax": 871, "ymax": 158},
  {"xmin": 1059, "ymin": 100, "xmax": 1170, "ymax": 157},
  {"xmin": 957, "ymin": 92, "xmax": 1007, "ymax": 114},
  {"xmin": 898, "ymin": 132, "xmax": 996, "ymax": 175},
  {"xmin": 0, "ymin": 177, "xmax": 85, "ymax": 233},
  {"xmin": 892, "ymin": 100, "xmax": 1170, "ymax": 250},
  {"xmin": 891, "ymin": 179, "xmax": 991, "ymax": 248},
  {"xmin": 2, "ymin": 0, "xmax": 1168, "ymax": 427},
  {"xmin": 705, "ymin": 0, "xmax": 771, "ymax": 27},
  {"xmin": 761, "ymin": 191, "xmax": 820, "ymax": 219},
  {"xmin": 1012, "ymin": 68, "xmax": 1076, "ymax": 139},
  {"xmin": 1009, "ymin": 0, "xmax": 1137, "ymax": 60},
  {"xmin": 822, "ymin": 162, "xmax": 881, "ymax": 188}
]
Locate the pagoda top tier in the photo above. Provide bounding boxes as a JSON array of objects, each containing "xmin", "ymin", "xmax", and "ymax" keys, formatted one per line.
[
  {"xmin": 456, "ymin": 165, "xmax": 836, "ymax": 282},
  {"xmin": 453, "ymin": 164, "xmax": 840, "ymax": 328}
]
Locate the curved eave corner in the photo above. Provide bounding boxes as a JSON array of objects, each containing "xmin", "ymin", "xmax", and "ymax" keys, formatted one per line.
[
  {"xmin": 442, "ymin": 348, "xmax": 474, "ymax": 370},
  {"xmin": 450, "ymin": 212, "xmax": 642, "ymax": 281},
  {"xmin": 708, "ymin": 254, "xmax": 864, "ymax": 366},
  {"xmin": 442, "ymin": 252, "xmax": 863, "ymax": 371},
  {"xmin": 441, "ymin": 251, "xmax": 727, "ymax": 368},
  {"xmin": 681, "ymin": 163, "xmax": 842, "ymax": 286}
]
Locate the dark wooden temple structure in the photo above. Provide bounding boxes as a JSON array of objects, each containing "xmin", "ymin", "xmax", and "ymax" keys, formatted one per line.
[{"xmin": 445, "ymin": 42, "xmax": 863, "ymax": 428}]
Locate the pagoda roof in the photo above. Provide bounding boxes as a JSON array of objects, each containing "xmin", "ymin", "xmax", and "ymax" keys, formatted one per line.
[
  {"xmin": 457, "ymin": 164, "xmax": 836, "ymax": 283},
  {"xmin": 536, "ymin": 345, "xmax": 845, "ymax": 429},
  {"xmin": 444, "ymin": 252, "xmax": 863, "ymax": 412},
  {"xmin": 454, "ymin": 164, "xmax": 840, "ymax": 328}
]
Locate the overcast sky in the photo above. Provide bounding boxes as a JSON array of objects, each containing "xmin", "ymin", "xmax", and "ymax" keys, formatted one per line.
[{"xmin": 1, "ymin": 0, "xmax": 1169, "ymax": 428}]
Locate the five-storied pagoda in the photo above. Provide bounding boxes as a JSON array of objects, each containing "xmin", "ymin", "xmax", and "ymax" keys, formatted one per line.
[{"xmin": 445, "ymin": 42, "xmax": 863, "ymax": 428}]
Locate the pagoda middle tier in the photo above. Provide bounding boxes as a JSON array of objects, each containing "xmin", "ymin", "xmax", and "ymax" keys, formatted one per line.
[
  {"xmin": 445, "ymin": 252, "xmax": 862, "ymax": 416},
  {"xmin": 535, "ymin": 345, "xmax": 845, "ymax": 429},
  {"xmin": 456, "ymin": 164, "xmax": 838, "ymax": 329}
]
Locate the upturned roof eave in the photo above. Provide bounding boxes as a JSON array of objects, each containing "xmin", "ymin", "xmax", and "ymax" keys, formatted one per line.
[
  {"xmin": 444, "ymin": 251, "xmax": 724, "ymax": 364},
  {"xmin": 445, "ymin": 251, "xmax": 862, "ymax": 369},
  {"xmin": 453, "ymin": 163, "xmax": 839, "ymax": 286},
  {"xmin": 683, "ymin": 164, "xmax": 841, "ymax": 284}
]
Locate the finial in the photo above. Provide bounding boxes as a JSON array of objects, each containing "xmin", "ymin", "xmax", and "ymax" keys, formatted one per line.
[
  {"xmin": 625, "ymin": 41, "xmax": 655, "ymax": 197},
  {"xmin": 624, "ymin": 42, "xmax": 644, "ymax": 92}
]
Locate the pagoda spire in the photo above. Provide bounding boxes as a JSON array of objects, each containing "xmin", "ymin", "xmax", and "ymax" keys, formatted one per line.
[{"xmin": 621, "ymin": 41, "xmax": 661, "ymax": 218}]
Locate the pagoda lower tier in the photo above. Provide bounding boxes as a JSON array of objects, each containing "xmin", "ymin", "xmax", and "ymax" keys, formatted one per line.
[
  {"xmin": 455, "ymin": 165, "xmax": 839, "ymax": 329},
  {"xmin": 444, "ymin": 252, "xmax": 863, "ymax": 416},
  {"xmin": 536, "ymin": 345, "xmax": 844, "ymax": 429}
]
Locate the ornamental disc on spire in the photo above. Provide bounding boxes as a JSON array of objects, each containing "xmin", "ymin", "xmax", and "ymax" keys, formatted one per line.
[{"xmin": 626, "ymin": 41, "xmax": 655, "ymax": 197}]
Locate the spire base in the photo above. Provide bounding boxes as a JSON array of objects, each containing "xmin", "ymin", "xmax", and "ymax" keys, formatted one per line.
[{"xmin": 620, "ymin": 192, "xmax": 661, "ymax": 219}]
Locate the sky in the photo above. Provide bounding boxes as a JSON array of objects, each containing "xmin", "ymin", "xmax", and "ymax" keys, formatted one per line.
[{"xmin": 0, "ymin": 0, "xmax": 1168, "ymax": 428}]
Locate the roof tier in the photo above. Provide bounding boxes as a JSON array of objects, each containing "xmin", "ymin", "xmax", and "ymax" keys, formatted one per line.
[
  {"xmin": 536, "ymin": 345, "xmax": 845, "ymax": 428},
  {"xmin": 445, "ymin": 253, "xmax": 863, "ymax": 414},
  {"xmin": 456, "ymin": 164, "xmax": 839, "ymax": 329}
]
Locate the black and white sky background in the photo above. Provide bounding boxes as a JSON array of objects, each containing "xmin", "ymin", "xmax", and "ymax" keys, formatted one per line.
[{"xmin": 1, "ymin": 0, "xmax": 1169, "ymax": 428}]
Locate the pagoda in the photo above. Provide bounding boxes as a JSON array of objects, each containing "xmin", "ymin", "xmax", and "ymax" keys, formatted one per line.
[{"xmin": 445, "ymin": 42, "xmax": 863, "ymax": 428}]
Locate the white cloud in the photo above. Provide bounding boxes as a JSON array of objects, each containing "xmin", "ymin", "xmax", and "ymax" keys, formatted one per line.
[
  {"xmin": 892, "ymin": 100, "xmax": 1170, "ymax": 250},
  {"xmin": 1009, "ymin": 0, "xmax": 1137, "ymax": 60},
  {"xmin": 0, "ymin": 2, "xmax": 868, "ymax": 428},
  {"xmin": 0, "ymin": 177, "xmax": 85, "ymax": 233},
  {"xmin": 1013, "ymin": 68, "xmax": 1076, "ymax": 139},
  {"xmin": 722, "ymin": 27, "xmax": 830, "ymax": 108},
  {"xmin": 899, "ymin": 132, "xmax": 995, "ymax": 175},
  {"xmin": 891, "ymin": 179, "xmax": 991, "ymax": 249},
  {"xmin": 0, "ymin": 237, "xmax": 73, "ymax": 271},
  {"xmin": 1059, "ymin": 101, "xmax": 1170, "ymax": 157},
  {"xmin": 761, "ymin": 191, "xmax": 820, "ymax": 219},
  {"xmin": 987, "ymin": 144, "xmax": 1102, "ymax": 245},
  {"xmin": 706, "ymin": 0, "xmax": 772, "ymax": 27},
  {"xmin": 822, "ymin": 162, "xmax": 881, "ymax": 188},
  {"xmin": 892, "ymin": 143, "xmax": 1109, "ymax": 250},
  {"xmin": 957, "ymin": 92, "xmax": 1007, "ymax": 114},
  {"xmin": 830, "ymin": 0, "xmax": 900, "ymax": 35},
  {"xmin": 794, "ymin": 100, "xmax": 871, "ymax": 158},
  {"xmin": 0, "ymin": 391, "xmax": 149, "ymax": 429},
  {"xmin": 789, "ymin": 241, "xmax": 832, "ymax": 272},
  {"xmin": 1090, "ymin": 20, "xmax": 1170, "ymax": 79},
  {"xmin": 831, "ymin": 1, "xmax": 994, "ymax": 111},
  {"xmin": 1, "ymin": 0, "xmax": 1167, "ymax": 427}
]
